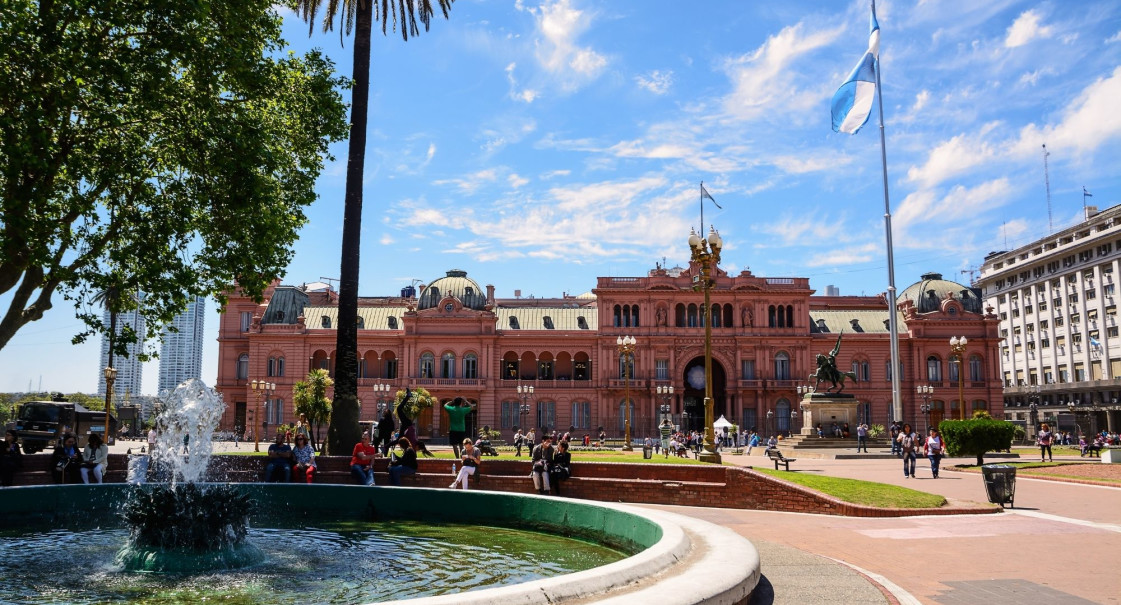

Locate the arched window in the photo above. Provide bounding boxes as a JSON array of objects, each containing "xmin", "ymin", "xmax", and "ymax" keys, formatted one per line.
[
  {"xmin": 777, "ymin": 305, "xmax": 786, "ymax": 327},
  {"xmin": 774, "ymin": 352, "xmax": 790, "ymax": 380},
  {"xmin": 463, "ymin": 353, "xmax": 478, "ymax": 379},
  {"xmin": 617, "ymin": 399, "xmax": 635, "ymax": 434},
  {"xmin": 320, "ymin": 315, "xmax": 331, "ymax": 328},
  {"xmin": 787, "ymin": 305, "xmax": 794, "ymax": 328},
  {"xmin": 711, "ymin": 304, "xmax": 722, "ymax": 328},
  {"xmin": 768, "ymin": 305, "xmax": 777, "ymax": 327},
  {"xmin": 236, "ymin": 354, "xmax": 249, "ymax": 380},
  {"xmin": 631, "ymin": 305, "xmax": 640, "ymax": 327},
  {"xmin": 613, "ymin": 305, "xmax": 622, "ymax": 327},
  {"xmin": 441, "ymin": 352, "xmax": 455, "ymax": 379},
  {"xmin": 675, "ymin": 303, "xmax": 686, "ymax": 327},
  {"xmin": 969, "ymin": 355, "xmax": 983, "ymax": 381},
  {"xmin": 618, "ymin": 352, "xmax": 635, "ymax": 379},
  {"xmin": 775, "ymin": 399, "xmax": 791, "ymax": 433},
  {"xmin": 723, "ymin": 304, "xmax": 733, "ymax": 328},
  {"xmin": 851, "ymin": 359, "xmax": 870, "ymax": 382},
  {"xmin": 687, "ymin": 304, "xmax": 698, "ymax": 327},
  {"xmin": 355, "ymin": 316, "xmax": 364, "ymax": 329},
  {"xmin": 419, "ymin": 353, "xmax": 435, "ymax": 378},
  {"xmin": 927, "ymin": 356, "xmax": 942, "ymax": 382},
  {"xmin": 277, "ymin": 357, "xmax": 285, "ymax": 377},
  {"xmin": 267, "ymin": 357, "xmax": 276, "ymax": 377},
  {"xmin": 886, "ymin": 359, "xmax": 905, "ymax": 381}
]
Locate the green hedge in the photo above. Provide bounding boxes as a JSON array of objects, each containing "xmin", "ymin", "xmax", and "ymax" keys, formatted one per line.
[{"xmin": 938, "ymin": 418, "xmax": 1016, "ymax": 465}]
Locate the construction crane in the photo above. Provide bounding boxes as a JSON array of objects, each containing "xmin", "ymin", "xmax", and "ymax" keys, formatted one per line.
[{"xmin": 961, "ymin": 268, "xmax": 979, "ymax": 286}]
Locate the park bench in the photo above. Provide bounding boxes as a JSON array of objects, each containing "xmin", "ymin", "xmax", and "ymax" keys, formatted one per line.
[
  {"xmin": 1082, "ymin": 443, "xmax": 1103, "ymax": 457},
  {"xmin": 766, "ymin": 448, "xmax": 796, "ymax": 471}
]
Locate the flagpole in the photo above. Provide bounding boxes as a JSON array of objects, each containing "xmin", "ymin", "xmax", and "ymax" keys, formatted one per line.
[
  {"xmin": 700, "ymin": 181, "xmax": 705, "ymax": 233},
  {"xmin": 871, "ymin": 0, "xmax": 903, "ymax": 423}
]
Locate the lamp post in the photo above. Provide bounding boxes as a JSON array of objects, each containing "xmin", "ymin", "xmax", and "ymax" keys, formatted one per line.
[
  {"xmin": 789, "ymin": 409, "xmax": 798, "ymax": 438},
  {"xmin": 103, "ymin": 366, "xmax": 118, "ymax": 444},
  {"xmin": 616, "ymin": 335, "xmax": 637, "ymax": 451},
  {"xmin": 949, "ymin": 336, "xmax": 968, "ymax": 420},
  {"xmin": 250, "ymin": 380, "xmax": 275, "ymax": 452},
  {"xmin": 680, "ymin": 410, "xmax": 690, "ymax": 432},
  {"xmin": 1067, "ymin": 402, "xmax": 1080, "ymax": 436},
  {"xmin": 517, "ymin": 383, "xmax": 534, "ymax": 431},
  {"xmin": 373, "ymin": 382, "xmax": 391, "ymax": 419},
  {"xmin": 657, "ymin": 385, "xmax": 674, "ymax": 423},
  {"xmin": 766, "ymin": 409, "xmax": 774, "ymax": 439},
  {"xmin": 916, "ymin": 385, "xmax": 933, "ymax": 433},
  {"xmin": 688, "ymin": 226, "xmax": 723, "ymax": 463}
]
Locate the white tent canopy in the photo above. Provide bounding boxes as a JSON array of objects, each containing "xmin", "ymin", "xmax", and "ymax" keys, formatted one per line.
[{"xmin": 712, "ymin": 415, "xmax": 734, "ymax": 429}]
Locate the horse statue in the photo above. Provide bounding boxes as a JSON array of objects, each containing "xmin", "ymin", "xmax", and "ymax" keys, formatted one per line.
[{"xmin": 809, "ymin": 332, "xmax": 857, "ymax": 393}]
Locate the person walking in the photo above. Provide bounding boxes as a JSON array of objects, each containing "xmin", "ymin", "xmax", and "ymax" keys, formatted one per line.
[
  {"xmin": 745, "ymin": 431, "xmax": 760, "ymax": 456},
  {"xmin": 897, "ymin": 423, "xmax": 918, "ymax": 478},
  {"xmin": 924, "ymin": 427, "xmax": 945, "ymax": 479},
  {"xmin": 1037, "ymin": 422, "xmax": 1054, "ymax": 462},
  {"xmin": 856, "ymin": 423, "xmax": 869, "ymax": 453},
  {"xmin": 513, "ymin": 428, "xmax": 526, "ymax": 457}
]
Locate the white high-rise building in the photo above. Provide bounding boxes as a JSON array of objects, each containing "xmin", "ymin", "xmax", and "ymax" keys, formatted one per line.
[
  {"xmin": 158, "ymin": 296, "xmax": 206, "ymax": 394},
  {"xmin": 97, "ymin": 307, "xmax": 146, "ymax": 397}
]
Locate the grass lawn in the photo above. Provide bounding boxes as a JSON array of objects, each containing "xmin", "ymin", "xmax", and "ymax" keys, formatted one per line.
[{"xmin": 753, "ymin": 467, "xmax": 948, "ymax": 509}]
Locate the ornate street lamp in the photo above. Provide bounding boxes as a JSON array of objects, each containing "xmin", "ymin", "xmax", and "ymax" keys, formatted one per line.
[
  {"xmin": 766, "ymin": 409, "xmax": 774, "ymax": 438},
  {"xmin": 916, "ymin": 384, "xmax": 933, "ymax": 433},
  {"xmin": 616, "ymin": 335, "xmax": 637, "ymax": 451},
  {"xmin": 103, "ymin": 366, "xmax": 118, "ymax": 444},
  {"xmin": 517, "ymin": 383, "xmax": 534, "ymax": 431},
  {"xmin": 688, "ymin": 226, "xmax": 723, "ymax": 463},
  {"xmin": 250, "ymin": 380, "xmax": 275, "ymax": 452},
  {"xmin": 789, "ymin": 409, "xmax": 798, "ymax": 438},
  {"xmin": 949, "ymin": 336, "xmax": 968, "ymax": 420},
  {"xmin": 657, "ymin": 385, "xmax": 674, "ymax": 422}
]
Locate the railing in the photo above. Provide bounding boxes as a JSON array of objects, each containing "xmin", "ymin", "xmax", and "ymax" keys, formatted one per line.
[
  {"xmin": 738, "ymin": 379, "xmax": 763, "ymax": 388},
  {"xmin": 767, "ymin": 379, "xmax": 798, "ymax": 389}
]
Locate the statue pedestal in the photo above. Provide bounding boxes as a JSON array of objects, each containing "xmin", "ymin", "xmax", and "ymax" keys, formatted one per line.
[{"xmin": 799, "ymin": 394, "xmax": 860, "ymax": 435}]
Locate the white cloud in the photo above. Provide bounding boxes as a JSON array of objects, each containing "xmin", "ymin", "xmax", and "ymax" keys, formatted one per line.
[
  {"xmin": 1108, "ymin": 31, "xmax": 1121, "ymax": 44},
  {"xmin": 905, "ymin": 124, "xmax": 1001, "ymax": 188},
  {"xmin": 771, "ymin": 154, "xmax": 847, "ymax": 175},
  {"xmin": 720, "ymin": 22, "xmax": 843, "ymax": 121},
  {"xmin": 433, "ymin": 169, "xmax": 498, "ymax": 194},
  {"xmin": 508, "ymin": 173, "xmax": 529, "ymax": 188},
  {"xmin": 1012, "ymin": 66, "xmax": 1121, "ymax": 156},
  {"xmin": 912, "ymin": 90, "xmax": 930, "ymax": 112},
  {"xmin": 523, "ymin": 0, "xmax": 607, "ymax": 90},
  {"xmin": 541, "ymin": 169, "xmax": 571, "ymax": 179},
  {"xmin": 894, "ymin": 178, "xmax": 1013, "ymax": 235},
  {"xmin": 379, "ymin": 234, "xmax": 395, "ymax": 245},
  {"xmin": 635, "ymin": 70, "xmax": 673, "ymax": 95},
  {"xmin": 1005, "ymin": 9, "xmax": 1053, "ymax": 48},
  {"xmin": 1018, "ymin": 68, "xmax": 1052, "ymax": 86},
  {"xmin": 504, "ymin": 62, "xmax": 539, "ymax": 103},
  {"xmin": 804, "ymin": 244, "xmax": 878, "ymax": 268}
]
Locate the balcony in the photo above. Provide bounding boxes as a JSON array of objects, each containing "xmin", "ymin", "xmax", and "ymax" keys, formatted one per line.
[
  {"xmin": 767, "ymin": 379, "xmax": 798, "ymax": 389},
  {"xmin": 607, "ymin": 378, "xmax": 648, "ymax": 390},
  {"xmin": 739, "ymin": 379, "xmax": 764, "ymax": 389}
]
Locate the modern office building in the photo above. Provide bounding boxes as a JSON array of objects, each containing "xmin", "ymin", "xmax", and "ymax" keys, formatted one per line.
[
  {"xmin": 215, "ymin": 252, "xmax": 1001, "ymax": 441},
  {"xmin": 96, "ymin": 307, "xmax": 146, "ymax": 398},
  {"xmin": 157, "ymin": 296, "xmax": 207, "ymax": 394},
  {"xmin": 977, "ymin": 203, "xmax": 1121, "ymax": 436}
]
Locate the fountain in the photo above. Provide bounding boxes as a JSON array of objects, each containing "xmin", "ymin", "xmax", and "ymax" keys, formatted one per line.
[{"xmin": 0, "ymin": 379, "xmax": 761, "ymax": 603}]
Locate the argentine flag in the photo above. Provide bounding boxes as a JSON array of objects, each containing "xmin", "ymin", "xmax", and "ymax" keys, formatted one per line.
[{"xmin": 831, "ymin": 5, "xmax": 880, "ymax": 134}]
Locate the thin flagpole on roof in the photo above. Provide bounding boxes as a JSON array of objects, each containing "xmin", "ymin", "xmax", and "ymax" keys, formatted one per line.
[{"xmin": 832, "ymin": 0, "xmax": 902, "ymax": 421}]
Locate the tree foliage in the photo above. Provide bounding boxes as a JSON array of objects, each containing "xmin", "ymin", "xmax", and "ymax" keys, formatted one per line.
[
  {"xmin": 0, "ymin": 0, "xmax": 349, "ymax": 354},
  {"xmin": 938, "ymin": 418, "xmax": 1016, "ymax": 466},
  {"xmin": 292, "ymin": 369, "xmax": 332, "ymax": 450}
]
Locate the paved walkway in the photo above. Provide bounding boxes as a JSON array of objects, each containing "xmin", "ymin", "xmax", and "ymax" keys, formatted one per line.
[{"xmin": 655, "ymin": 447, "xmax": 1121, "ymax": 604}]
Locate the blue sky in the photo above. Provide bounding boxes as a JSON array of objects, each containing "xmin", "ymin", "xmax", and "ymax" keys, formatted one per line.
[{"xmin": 3, "ymin": 0, "xmax": 1120, "ymax": 394}]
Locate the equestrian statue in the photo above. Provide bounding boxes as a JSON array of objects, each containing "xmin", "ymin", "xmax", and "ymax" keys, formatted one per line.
[{"xmin": 810, "ymin": 332, "xmax": 857, "ymax": 393}]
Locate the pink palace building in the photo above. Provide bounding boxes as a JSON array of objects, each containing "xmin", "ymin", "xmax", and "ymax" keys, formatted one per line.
[{"xmin": 215, "ymin": 259, "xmax": 1004, "ymax": 442}]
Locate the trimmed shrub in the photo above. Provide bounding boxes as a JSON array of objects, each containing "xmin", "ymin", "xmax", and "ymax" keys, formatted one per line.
[{"xmin": 938, "ymin": 418, "xmax": 1016, "ymax": 466}]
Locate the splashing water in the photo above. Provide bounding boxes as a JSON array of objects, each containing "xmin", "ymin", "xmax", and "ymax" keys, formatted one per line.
[{"xmin": 150, "ymin": 378, "xmax": 226, "ymax": 485}]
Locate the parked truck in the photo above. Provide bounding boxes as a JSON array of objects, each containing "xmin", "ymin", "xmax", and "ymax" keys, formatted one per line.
[{"xmin": 9, "ymin": 400, "xmax": 117, "ymax": 453}]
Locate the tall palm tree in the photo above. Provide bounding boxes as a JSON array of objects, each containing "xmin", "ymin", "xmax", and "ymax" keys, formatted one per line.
[{"xmin": 295, "ymin": 0, "xmax": 453, "ymax": 454}]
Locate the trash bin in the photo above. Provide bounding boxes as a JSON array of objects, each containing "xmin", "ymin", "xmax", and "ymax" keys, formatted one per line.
[
  {"xmin": 980, "ymin": 464, "xmax": 1017, "ymax": 508},
  {"xmin": 643, "ymin": 446, "xmax": 653, "ymax": 459}
]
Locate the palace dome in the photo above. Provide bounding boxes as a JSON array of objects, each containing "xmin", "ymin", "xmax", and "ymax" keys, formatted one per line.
[
  {"xmin": 417, "ymin": 269, "xmax": 487, "ymax": 310},
  {"xmin": 898, "ymin": 272, "xmax": 983, "ymax": 314}
]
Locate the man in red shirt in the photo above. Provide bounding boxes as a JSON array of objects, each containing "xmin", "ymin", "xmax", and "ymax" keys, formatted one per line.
[{"xmin": 350, "ymin": 432, "xmax": 378, "ymax": 485}]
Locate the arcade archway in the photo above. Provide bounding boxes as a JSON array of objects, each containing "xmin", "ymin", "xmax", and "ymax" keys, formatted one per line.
[{"xmin": 681, "ymin": 357, "xmax": 728, "ymax": 433}]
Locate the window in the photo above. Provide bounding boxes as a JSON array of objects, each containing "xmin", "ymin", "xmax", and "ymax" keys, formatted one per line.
[
  {"xmin": 538, "ymin": 360, "xmax": 554, "ymax": 380},
  {"xmin": 886, "ymin": 360, "xmax": 903, "ymax": 381},
  {"xmin": 419, "ymin": 353, "xmax": 435, "ymax": 378},
  {"xmin": 969, "ymin": 355, "xmax": 983, "ymax": 381},
  {"xmin": 277, "ymin": 357, "xmax": 285, "ymax": 377},
  {"xmin": 266, "ymin": 398, "xmax": 284, "ymax": 425},
  {"xmin": 441, "ymin": 353, "xmax": 455, "ymax": 379},
  {"xmin": 949, "ymin": 356, "xmax": 960, "ymax": 382},
  {"xmin": 384, "ymin": 358, "xmax": 398, "ymax": 379},
  {"xmin": 574, "ymin": 360, "xmax": 589, "ymax": 381},
  {"xmin": 616, "ymin": 399, "xmax": 635, "ymax": 433},
  {"xmin": 267, "ymin": 357, "xmax": 276, "ymax": 377},
  {"xmin": 571, "ymin": 401, "xmax": 592, "ymax": 429},
  {"xmin": 618, "ymin": 353, "xmax": 634, "ymax": 379},
  {"xmin": 387, "ymin": 316, "xmax": 398, "ymax": 330},
  {"xmin": 741, "ymin": 360, "xmax": 756, "ymax": 380},
  {"xmin": 320, "ymin": 315, "xmax": 331, "ymax": 328},
  {"xmin": 463, "ymin": 354, "xmax": 478, "ymax": 379},
  {"xmin": 500, "ymin": 401, "xmax": 518, "ymax": 429},
  {"xmin": 927, "ymin": 356, "xmax": 942, "ymax": 382},
  {"xmin": 536, "ymin": 400, "xmax": 556, "ymax": 431},
  {"xmin": 240, "ymin": 312, "xmax": 252, "ymax": 332},
  {"xmin": 655, "ymin": 359, "xmax": 669, "ymax": 381},
  {"xmin": 773, "ymin": 352, "xmax": 790, "ymax": 380},
  {"xmin": 503, "ymin": 360, "xmax": 519, "ymax": 380},
  {"xmin": 236, "ymin": 353, "xmax": 249, "ymax": 380}
]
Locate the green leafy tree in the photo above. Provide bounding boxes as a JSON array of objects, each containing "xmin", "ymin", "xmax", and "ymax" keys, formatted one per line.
[
  {"xmin": 294, "ymin": 0, "xmax": 454, "ymax": 455},
  {"xmin": 0, "ymin": 0, "xmax": 349, "ymax": 353},
  {"xmin": 292, "ymin": 369, "xmax": 333, "ymax": 451},
  {"xmin": 938, "ymin": 418, "xmax": 1016, "ymax": 466}
]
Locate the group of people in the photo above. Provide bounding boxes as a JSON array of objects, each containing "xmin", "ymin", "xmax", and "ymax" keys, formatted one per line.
[
  {"xmin": 49, "ymin": 432, "xmax": 109, "ymax": 484},
  {"xmin": 893, "ymin": 423, "xmax": 946, "ymax": 479},
  {"xmin": 264, "ymin": 431, "xmax": 318, "ymax": 483}
]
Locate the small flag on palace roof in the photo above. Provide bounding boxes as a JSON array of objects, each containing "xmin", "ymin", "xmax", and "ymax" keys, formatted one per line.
[{"xmin": 831, "ymin": 5, "xmax": 880, "ymax": 134}]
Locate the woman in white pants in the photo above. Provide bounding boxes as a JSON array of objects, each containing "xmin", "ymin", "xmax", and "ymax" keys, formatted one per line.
[
  {"xmin": 449, "ymin": 439, "xmax": 480, "ymax": 490},
  {"xmin": 81, "ymin": 433, "xmax": 109, "ymax": 484}
]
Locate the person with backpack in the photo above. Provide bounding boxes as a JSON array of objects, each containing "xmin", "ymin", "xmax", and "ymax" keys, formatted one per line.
[
  {"xmin": 896, "ymin": 423, "xmax": 918, "ymax": 478},
  {"xmin": 924, "ymin": 427, "xmax": 945, "ymax": 479}
]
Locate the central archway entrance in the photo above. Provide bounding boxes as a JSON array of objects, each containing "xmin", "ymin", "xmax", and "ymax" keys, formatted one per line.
[{"xmin": 681, "ymin": 357, "xmax": 727, "ymax": 433}]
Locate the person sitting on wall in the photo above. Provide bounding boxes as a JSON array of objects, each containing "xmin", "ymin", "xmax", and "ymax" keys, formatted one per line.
[
  {"xmin": 80, "ymin": 433, "xmax": 109, "ymax": 484},
  {"xmin": 51, "ymin": 434, "xmax": 82, "ymax": 484},
  {"xmin": 291, "ymin": 434, "xmax": 316, "ymax": 483},
  {"xmin": 530, "ymin": 435, "xmax": 555, "ymax": 494},
  {"xmin": 388, "ymin": 437, "xmax": 418, "ymax": 486},
  {"xmin": 1, "ymin": 430, "xmax": 23, "ymax": 486},
  {"xmin": 549, "ymin": 441, "xmax": 572, "ymax": 496},
  {"xmin": 265, "ymin": 432, "xmax": 293, "ymax": 483},
  {"xmin": 350, "ymin": 432, "xmax": 378, "ymax": 486}
]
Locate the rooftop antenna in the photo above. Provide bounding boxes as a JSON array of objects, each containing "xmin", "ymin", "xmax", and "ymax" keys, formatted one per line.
[{"xmin": 1042, "ymin": 144, "xmax": 1053, "ymax": 233}]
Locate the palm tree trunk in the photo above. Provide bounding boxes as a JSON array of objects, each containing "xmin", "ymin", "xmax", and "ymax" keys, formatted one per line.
[{"xmin": 326, "ymin": 0, "xmax": 372, "ymax": 456}]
